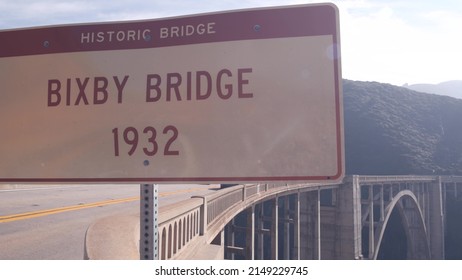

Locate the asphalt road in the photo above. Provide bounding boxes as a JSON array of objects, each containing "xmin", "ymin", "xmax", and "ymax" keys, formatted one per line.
[{"xmin": 0, "ymin": 183, "xmax": 217, "ymax": 260}]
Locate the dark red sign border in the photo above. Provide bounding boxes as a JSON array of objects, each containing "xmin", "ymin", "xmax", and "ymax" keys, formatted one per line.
[
  {"xmin": 0, "ymin": 4, "xmax": 343, "ymax": 183},
  {"xmin": 0, "ymin": 4, "xmax": 339, "ymax": 57}
]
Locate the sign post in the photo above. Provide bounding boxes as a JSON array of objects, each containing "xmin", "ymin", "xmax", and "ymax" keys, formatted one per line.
[{"xmin": 140, "ymin": 184, "xmax": 159, "ymax": 260}]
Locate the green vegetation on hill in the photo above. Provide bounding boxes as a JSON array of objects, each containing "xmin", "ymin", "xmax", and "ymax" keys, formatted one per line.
[{"xmin": 343, "ymin": 79, "xmax": 462, "ymax": 175}]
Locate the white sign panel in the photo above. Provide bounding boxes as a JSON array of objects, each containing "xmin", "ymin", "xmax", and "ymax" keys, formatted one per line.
[{"xmin": 0, "ymin": 4, "xmax": 343, "ymax": 183}]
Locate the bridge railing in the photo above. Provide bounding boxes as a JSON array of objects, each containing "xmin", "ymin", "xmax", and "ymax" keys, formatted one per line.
[
  {"xmin": 158, "ymin": 184, "xmax": 255, "ymax": 259},
  {"xmin": 357, "ymin": 175, "xmax": 436, "ymax": 184},
  {"xmin": 156, "ymin": 175, "xmax": 462, "ymax": 260},
  {"xmin": 206, "ymin": 185, "xmax": 247, "ymax": 226},
  {"xmin": 158, "ymin": 197, "xmax": 203, "ymax": 260},
  {"xmin": 157, "ymin": 182, "xmax": 324, "ymax": 259},
  {"xmin": 158, "ymin": 182, "xmax": 298, "ymax": 259},
  {"xmin": 441, "ymin": 176, "xmax": 462, "ymax": 183}
]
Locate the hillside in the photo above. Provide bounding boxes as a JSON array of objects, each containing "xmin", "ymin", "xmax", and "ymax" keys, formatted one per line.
[{"xmin": 344, "ymin": 80, "xmax": 462, "ymax": 175}]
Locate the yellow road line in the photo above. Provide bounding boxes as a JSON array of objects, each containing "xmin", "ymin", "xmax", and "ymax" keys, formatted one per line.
[
  {"xmin": 0, "ymin": 187, "xmax": 210, "ymax": 223},
  {"xmin": 0, "ymin": 196, "xmax": 140, "ymax": 223}
]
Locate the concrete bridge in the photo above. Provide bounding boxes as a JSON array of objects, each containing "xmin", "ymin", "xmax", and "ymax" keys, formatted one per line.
[{"xmin": 84, "ymin": 175, "xmax": 462, "ymax": 260}]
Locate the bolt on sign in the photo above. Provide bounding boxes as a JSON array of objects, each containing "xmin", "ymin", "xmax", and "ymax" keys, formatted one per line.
[{"xmin": 0, "ymin": 4, "xmax": 344, "ymax": 183}]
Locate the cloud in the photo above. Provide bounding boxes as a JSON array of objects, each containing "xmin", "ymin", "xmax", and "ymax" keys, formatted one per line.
[
  {"xmin": 336, "ymin": 0, "xmax": 462, "ymax": 85},
  {"xmin": 0, "ymin": 1, "xmax": 97, "ymax": 27},
  {"xmin": 0, "ymin": 0, "xmax": 314, "ymax": 28}
]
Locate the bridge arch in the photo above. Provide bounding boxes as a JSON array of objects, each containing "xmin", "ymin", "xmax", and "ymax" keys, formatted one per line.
[{"xmin": 373, "ymin": 190, "xmax": 430, "ymax": 260}]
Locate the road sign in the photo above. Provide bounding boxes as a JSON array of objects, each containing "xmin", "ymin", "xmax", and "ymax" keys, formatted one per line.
[{"xmin": 0, "ymin": 4, "xmax": 343, "ymax": 183}]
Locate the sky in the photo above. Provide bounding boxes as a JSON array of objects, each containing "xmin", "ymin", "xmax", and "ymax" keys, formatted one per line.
[{"xmin": 0, "ymin": 0, "xmax": 461, "ymax": 86}]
